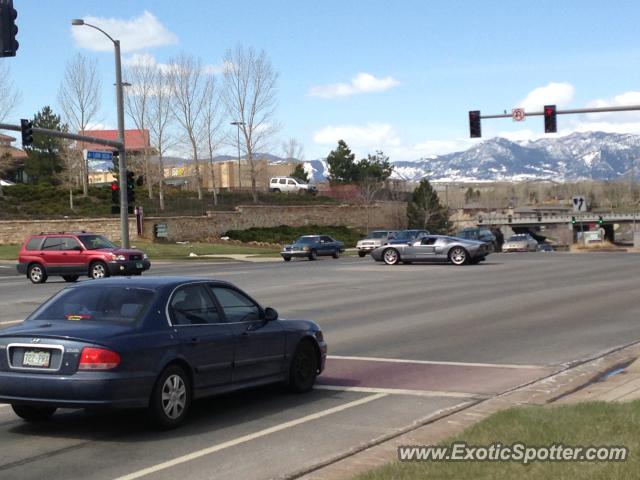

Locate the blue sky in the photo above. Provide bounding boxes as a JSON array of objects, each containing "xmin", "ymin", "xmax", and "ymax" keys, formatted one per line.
[{"xmin": 4, "ymin": 0, "xmax": 640, "ymax": 161}]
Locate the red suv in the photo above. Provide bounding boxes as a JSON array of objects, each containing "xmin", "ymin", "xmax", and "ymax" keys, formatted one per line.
[{"xmin": 16, "ymin": 232, "xmax": 151, "ymax": 284}]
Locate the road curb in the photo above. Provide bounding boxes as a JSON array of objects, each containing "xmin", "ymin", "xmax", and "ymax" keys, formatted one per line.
[{"xmin": 291, "ymin": 341, "xmax": 640, "ymax": 480}]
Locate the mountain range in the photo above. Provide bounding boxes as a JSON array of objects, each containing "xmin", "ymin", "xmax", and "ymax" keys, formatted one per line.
[{"xmin": 301, "ymin": 132, "xmax": 640, "ymax": 183}]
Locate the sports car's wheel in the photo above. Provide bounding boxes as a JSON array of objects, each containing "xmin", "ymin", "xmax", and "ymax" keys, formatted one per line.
[
  {"xmin": 288, "ymin": 340, "xmax": 318, "ymax": 393},
  {"xmin": 383, "ymin": 248, "xmax": 400, "ymax": 265},
  {"xmin": 332, "ymin": 249, "xmax": 340, "ymax": 259},
  {"xmin": 150, "ymin": 365, "xmax": 191, "ymax": 429},
  {"xmin": 308, "ymin": 250, "xmax": 317, "ymax": 261},
  {"xmin": 358, "ymin": 251, "xmax": 366, "ymax": 258},
  {"xmin": 449, "ymin": 247, "xmax": 468, "ymax": 266},
  {"xmin": 89, "ymin": 261, "xmax": 109, "ymax": 280},
  {"xmin": 12, "ymin": 405, "xmax": 56, "ymax": 422},
  {"xmin": 28, "ymin": 263, "xmax": 47, "ymax": 284},
  {"xmin": 63, "ymin": 275, "xmax": 79, "ymax": 282}
]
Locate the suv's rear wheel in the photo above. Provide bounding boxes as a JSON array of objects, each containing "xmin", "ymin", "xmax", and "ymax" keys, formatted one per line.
[
  {"xmin": 28, "ymin": 263, "xmax": 47, "ymax": 284},
  {"xmin": 89, "ymin": 261, "xmax": 109, "ymax": 280}
]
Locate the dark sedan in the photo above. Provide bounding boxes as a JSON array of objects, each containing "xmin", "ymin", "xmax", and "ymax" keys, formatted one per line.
[
  {"xmin": 0, "ymin": 277, "xmax": 327, "ymax": 428},
  {"xmin": 371, "ymin": 235, "xmax": 490, "ymax": 265},
  {"xmin": 281, "ymin": 235, "xmax": 345, "ymax": 261}
]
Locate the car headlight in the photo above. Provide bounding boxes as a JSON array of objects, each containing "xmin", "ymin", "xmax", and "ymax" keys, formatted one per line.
[
  {"xmin": 110, "ymin": 254, "xmax": 126, "ymax": 261},
  {"xmin": 303, "ymin": 246, "xmax": 310, "ymax": 251},
  {"xmin": 143, "ymin": 253, "xmax": 148, "ymax": 260}
]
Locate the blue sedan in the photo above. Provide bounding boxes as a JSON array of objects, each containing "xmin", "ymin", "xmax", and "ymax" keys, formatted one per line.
[{"xmin": 0, "ymin": 277, "xmax": 327, "ymax": 428}]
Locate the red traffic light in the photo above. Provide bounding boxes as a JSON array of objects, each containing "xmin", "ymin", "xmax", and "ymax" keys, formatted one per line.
[{"xmin": 111, "ymin": 182, "xmax": 119, "ymax": 191}]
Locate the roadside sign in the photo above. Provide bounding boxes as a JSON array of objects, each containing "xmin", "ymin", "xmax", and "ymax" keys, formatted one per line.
[
  {"xmin": 572, "ymin": 196, "xmax": 587, "ymax": 212},
  {"xmin": 512, "ymin": 108, "xmax": 525, "ymax": 122},
  {"xmin": 83, "ymin": 149, "xmax": 114, "ymax": 161}
]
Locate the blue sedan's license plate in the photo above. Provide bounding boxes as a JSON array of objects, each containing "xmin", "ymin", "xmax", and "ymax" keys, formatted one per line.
[
  {"xmin": 23, "ymin": 350, "xmax": 50, "ymax": 368},
  {"xmin": 136, "ymin": 262, "xmax": 143, "ymax": 269}
]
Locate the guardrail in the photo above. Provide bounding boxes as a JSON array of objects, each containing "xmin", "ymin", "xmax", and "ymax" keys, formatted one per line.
[{"xmin": 477, "ymin": 212, "xmax": 640, "ymax": 225}]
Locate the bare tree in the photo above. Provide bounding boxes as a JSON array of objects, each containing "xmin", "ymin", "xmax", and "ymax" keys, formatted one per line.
[
  {"xmin": 202, "ymin": 75, "xmax": 225, "ymax": 205},
  {"xmin": 282, "ymin": 138, "xmax": 304, "ymax": 161},
  {"xmin": 124, "ymin": 61, "xmax": 155, "ymax": 200},
  {"xmin": 57, "ymin": 53, "xmax": 102, "ymax": 196},
  {"xmin": 148, "ymin": 68, "xmax": 175, "ymax": 211},
  {"xmin": 0, "ymin": 63, "xmax": 21, "ymax": 124},
  {"xmin": 168, "ymin": 53, "xmax": 208, "ymax": 200},
  {"xmin": 223, "ymin": 45, "xmax": 279, "ymax": 203}
]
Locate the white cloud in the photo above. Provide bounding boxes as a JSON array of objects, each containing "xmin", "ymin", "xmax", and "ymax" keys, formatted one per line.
[
  {"xmin": 517, "ymin": 82, "xmax": 575, "ymax": 112},
  {"xmin": 309, "ymin": 73, "xmax": 401, "ymax": 99},
  {"xmin": 313, "ymin": 123, "xmax": 402, "ymax": 150},
  {"xmin": 71, "ymin": 11, "xmax": 178, "ymax": 53}
]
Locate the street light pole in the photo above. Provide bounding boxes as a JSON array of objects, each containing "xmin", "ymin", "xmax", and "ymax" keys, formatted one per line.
[
  {"xmin": 230, "ymin": 121, "xmax": 244, "ymax": 190},
  {"xmin": 72, "ymin": 19, "xmax": 129, "ymax": 248}
]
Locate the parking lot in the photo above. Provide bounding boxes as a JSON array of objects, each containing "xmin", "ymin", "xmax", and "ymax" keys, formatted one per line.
[{"xmin": 1, "ymin": 252, "xmax": 640, "ymax": 479}]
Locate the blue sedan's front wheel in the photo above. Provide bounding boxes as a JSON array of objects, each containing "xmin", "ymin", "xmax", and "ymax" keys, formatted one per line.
[{"xmin": 288, "ymin": 341, "xmax": 318, "ymax": 393}]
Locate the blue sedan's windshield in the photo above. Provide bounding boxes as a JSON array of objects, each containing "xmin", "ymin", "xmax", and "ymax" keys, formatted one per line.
[{"xmin": 29, "ymin": 286, "xmax": 155, "ymax": 324}]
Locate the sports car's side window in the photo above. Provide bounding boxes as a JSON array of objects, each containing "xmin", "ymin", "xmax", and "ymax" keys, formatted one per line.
[
  {"xmin": 169, "ymin": 285, "xmax": 221, "ymax": 325},
  {"xmin": 210, "ymin": 287, "xmax": 261, "ymax": 323},
  {"xmin": 421, "ymin": 237, "xmax": 437, "ymax": 246}
]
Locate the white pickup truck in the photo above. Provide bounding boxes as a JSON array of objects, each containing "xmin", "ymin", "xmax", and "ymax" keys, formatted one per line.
[{"xmin": 269, "ymin": 177, "xmax": 317, "ymax": 194}]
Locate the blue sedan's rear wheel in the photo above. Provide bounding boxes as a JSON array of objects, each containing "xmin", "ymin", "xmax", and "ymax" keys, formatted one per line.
[
  {"xmin": 150, "ymin": 365, "xmax": 191, "ymax": 429},
  {"xmin": 332, "ymin": 249, "xmax": 340, "ymax": 259},
  {"xmin": 288, "ymin": 341, "xmax": 318, "ymax": 393},
  {"xmin": 383, "ymin": 248, "xmax": 400, "ymax": 265},
  {"xmin": 12, "ymin": 405, "xmax": 56, "ymax": 422}
]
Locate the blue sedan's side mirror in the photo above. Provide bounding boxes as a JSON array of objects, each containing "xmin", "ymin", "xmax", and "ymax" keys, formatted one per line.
[{"xmin": 264, "ymin": 307, "xmax": 278, "ymax": 321}]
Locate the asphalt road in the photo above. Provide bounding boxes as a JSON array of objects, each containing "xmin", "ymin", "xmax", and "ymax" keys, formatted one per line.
[{"xmin": 1, "ymin": 252, "xmax": 639, "ymax": 479}]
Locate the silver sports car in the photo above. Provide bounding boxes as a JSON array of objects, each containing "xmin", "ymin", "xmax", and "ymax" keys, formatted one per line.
[{"xmin": 371, "ymin": 235, "xmax": 490, "ymax": 266}]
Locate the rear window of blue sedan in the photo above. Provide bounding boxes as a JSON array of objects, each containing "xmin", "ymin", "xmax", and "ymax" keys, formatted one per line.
[{"xmin": 29, "ymin": 286, "xmax": 155, "ymax": 324}]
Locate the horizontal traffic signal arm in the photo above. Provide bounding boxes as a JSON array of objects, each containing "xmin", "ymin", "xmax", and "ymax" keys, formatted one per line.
[
  {"xmin": 0, "ymin": 122, "xmax": 123, "ymax": 149},
  {"xmin": 477, "ymin": 103, "xmax": 640, "ymax": 120}
]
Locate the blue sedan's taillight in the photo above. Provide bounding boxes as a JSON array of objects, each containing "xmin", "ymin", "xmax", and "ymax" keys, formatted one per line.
[{"xmin": 79, "ymin": 347, "xmax": 121, "ymax": 370}]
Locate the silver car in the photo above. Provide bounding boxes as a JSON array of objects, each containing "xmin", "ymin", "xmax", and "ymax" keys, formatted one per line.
[
  {"xmin": 502, "ymin": 234, "xmax": 538, "ymax": 252},
  {"xmin": 371, "ymin": 235, "xmax": 490, "ymax": 266}
]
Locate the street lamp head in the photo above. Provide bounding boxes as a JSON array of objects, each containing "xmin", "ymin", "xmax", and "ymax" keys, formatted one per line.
[
  {"xmin": 71, "ymin": 19, "xmax": 85, "ymax": 26},
  {"xmin": 230, "ymin": 121, "xmax": 245, "ymax": 126}
]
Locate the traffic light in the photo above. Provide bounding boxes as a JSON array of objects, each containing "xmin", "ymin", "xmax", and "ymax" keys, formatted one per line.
[
  {"xmin": 571, "ymin": 216, "xmax": 577, "ymax": 225},
  {"xmin": 544, "ymin": 105, "xmax": 557, "ymax": 133},
  {"xmin": 20, "ymin": 119, "xmax": 33, "ymax": 147},
  {"xmin": 126, "ymin": 170, "xmax": 135, "ymax": 204},
  {"xmin": 0, "ymin": 0, "xmax": 19, "ymax": 58},
  {"xmin": 469, "ymin": 110, "xmax": 481, "ymax": 138},
  {"xmin": 110, "ymin": 182, "xmax": 120, "ymax": 214},
  {"xmin": 598, "ymin": 216, "xmax": 604, "ymax": 225}
]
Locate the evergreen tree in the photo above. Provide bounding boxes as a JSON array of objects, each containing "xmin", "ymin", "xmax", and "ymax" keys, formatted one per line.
[
  {"xmin": 326, "ymin": 140, "xmax": 358, "ymax": 184},
  {"xmin": 290, "ymin": 163, "xmax": 310, "ymax": 183},
  {"xmin": 24, "ymin": 106, "xmax": 67, "ymax": 185},
  {"xmin": 357, "ymin": 151, "xmax": 394, "ymax": 203},
  {"xmin": 407, "ymin": 178, "xmax": 450, "ymax": 233}
]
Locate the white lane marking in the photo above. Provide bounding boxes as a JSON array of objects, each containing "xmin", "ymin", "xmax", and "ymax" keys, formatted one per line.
[
  {"xmin": 0, "ymin": 320, "xmax": 21, "ymax": 326},
  {"xmin": 328, "ymin": 355, "xmax": 547, "ymax": 370},
  {"xmin": 315, "ymin": 384, "xmax": 483, "ymax": 399},
  {"xmin": 114, "ymin": 393, "xmax": 387, "ymax": 480}
]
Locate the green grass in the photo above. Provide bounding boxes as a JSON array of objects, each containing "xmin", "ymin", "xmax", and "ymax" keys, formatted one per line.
[
  {"xmin": 356, "ymin": 401, "xmax": 640, "ymax": 480},
  {"xmin": 129, "ymin": 240, "xmax": 279, "ymax": 260},
  {"xmin": 0, "ymin": 244, "xmax": 19, "ymax": 260}
]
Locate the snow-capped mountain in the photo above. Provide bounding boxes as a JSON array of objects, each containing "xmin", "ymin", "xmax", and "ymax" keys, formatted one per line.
[{"xmin": 387, "ymin": 132, "xmax": 640, "ymax": 183}]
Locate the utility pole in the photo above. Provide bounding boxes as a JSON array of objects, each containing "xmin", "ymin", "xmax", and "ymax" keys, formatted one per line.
[{"xmin": 230, "ymin": 121, "xmax": 245, "ymax": 190}]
